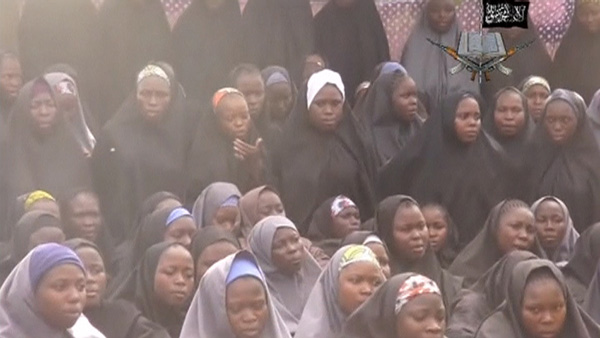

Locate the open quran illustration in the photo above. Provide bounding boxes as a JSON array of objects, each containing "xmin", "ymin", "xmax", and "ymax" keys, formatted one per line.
[{"xmin": 427, "ymin": 31, "xmax": 534, "ymax": 82}]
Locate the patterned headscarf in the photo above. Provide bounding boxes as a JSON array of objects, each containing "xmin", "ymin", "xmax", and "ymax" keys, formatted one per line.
[{"xmin": 395, "ymin": 274, "xmax": 441, "ymax": 315}]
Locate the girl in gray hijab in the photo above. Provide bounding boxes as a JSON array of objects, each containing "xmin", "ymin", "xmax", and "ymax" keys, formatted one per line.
[
  {"xmin": 191, "ymin": 182, "xmax": 242, "ymax": 231},
  {"xmin": 531, "ymin": 196, "xmax": 579, "ymax": 267},
  {"xmin": 401, "ymin": 0, "xmax": 479, "ymax": 115},
  {"xmin": 180, "ymin": 250, "xmax": 291, "ymax": 338},
  {"xmin": 295, "ymin": 245, "xmax": 384, "ymax": 338},
  {"xmin": 248, "ymin": 215, "xmax": 322, "ymax": 334}
]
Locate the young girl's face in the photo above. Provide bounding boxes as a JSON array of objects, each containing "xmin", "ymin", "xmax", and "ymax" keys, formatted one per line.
[
  {"xmin": 331, "ymin": 207, "xmax": 361, "ymax": 239},
  {"xmin": 520, "ymin": 277, "xmax": 566, "ymax": 338},
  {"xmin": 392, "ymin": 77, "xmax": 419, "ymax": 123},
  {"xmin": 396, "ymin": 293, "xmax": 445, "ymax": 338},
  {"xmin": 226, "ymin": 276, "xmax": 269, "ymax": 338},
  {"xmin": 195, "ymin": 241, "xmax": 239, "ymax": 283},
  {"xmin": 577, "ymin": 2, "xmax": 600, "ymax": 34},
  {"xmin": 153, "ymin": 246, "xmax": 195, "ymax": 309},
  {"xmin": 534, "ymin": 200, "xmax": 567, "ymax": 253},
  {"xmin": 76, "ymin": 246, "xmax": 107, "ymax": 309},
  {"xmin": 525, "ymin": 84, "xmax": 550, "ymax": 123},
  {"xmin": 392, "ymin": 204, "xmax": 429, "ymax": 262},
  {"xmin": 164, "ymin": 217, "xmax": 197, "ymax": 249},
  {"xmin": 422, "ymin": 206, "xmax": 448, "ymax": 254},
  {"xmin": 496, "ymin": 207, "xmax": 536, "ymax": 255},
  {"xmin": 366, "ymin": 242, "xmax": 391, "ymax": 278},
  {"xmin": 338, "ymin": 261, "xmax": 384, "ymax": 315}
]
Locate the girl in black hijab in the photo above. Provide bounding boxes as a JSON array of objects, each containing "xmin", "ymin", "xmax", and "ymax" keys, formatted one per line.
[
  {"xmin": 377, "ymin": 91, "xmax": 508, "ymax": 247},
  {"xmin": 449, "ymin": 200, "xmax": 543, "ymax": 287},
  {"xmin": 447, "ymin": 250, "xmax": 538, "ymax": 338},
  {"xmin": 552, "ymin": 0, "xmax": 600, "ymax": 103},
  {"xmin": 422, "ymin": 203, "xmax": 460, "ymax": 269},
  {"xmin": 314, "ymin": 0, "xmax": 389, "ymax": 103},
  {"xmin": 171, "ymin": 0, "xmax": 242, "ymax": 109},
  {"xmin": 526, "ymin": 89, "xmax": 600, "ymax": 233},
  {"xmin": 92, "ymin": 63, "xmax": 195, "ymax": 242},
  {"xmin": 375, "ymin": 195, "xmax": 463, "ymax": 318},
  {"xmin": 242, "ymin": 0, "xmax": 314, "ymax": 84},
  {"xmin": 64, "ymin": 238, "xmax": 170, "ymax": 338},
  {"xmin": 190, "ymin": 225, "xmax": 241, "ymax": 284},
  {"xmin": 561, "ymin": 223, "xmax": 600, "ymax": 304},
  {"xmin": 356, "ymin": 70, "xmax": 424, "ymax": 167},
  {"xmin": 0, "ymin": 77, "xmax": 92, "ymax": 208},
  {"xmin": 475, "ymin": 259, "xmax": 600, "ymax": 338},
  {"xmin": 0, "ymin": 51, "xmax": 22, "ymax": 121},
  {"xmin": 111, "ymin": 242, "xmax": 195, "ymax": 338},
  {"xmin": 272, "ymin": 69, "xmax": 378, "ymax": 232}
]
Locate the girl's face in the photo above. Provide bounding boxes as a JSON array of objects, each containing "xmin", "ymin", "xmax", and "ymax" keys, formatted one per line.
[
  {"xmin": 164, "ymin": 217, "xmax": 197, "ymax": 249},
  {"xmin": 426, "ymin": 0, "xmax": 456, "ymax": 34},
  {"xmin": 535, "ymin": 200, "xmax": 567, "ymax": 253},
  {"xmin": 236, "ymin": 74, "xmax": 265, "ymax": 119},
  {"xmin": 64, "ymin": 193, "xmax": 103, "ymax": 243},
  {"xmin": 331, "ymin": 207, "xmax": 361, "ymax": 239},
  {"xmin": 136, "ymin": 76, "xmax": 171, "ymax": 123},
  {"xmin": 217, "ymin": 95, "xmax": 251, "ymax": 141},
  {"xmin": 396, "ymin": 294, "xmax": 445, "ymax": 338},
  {"xmin": 454, "ymin": 97, "xmax": 481, "ymax": 144},
  {"xmin": 30, "ymin": 90, "xmax": 58, "ymax": 135},
  {"xmin": 271, "ymin": 228, "xmax": 304, "ymax": 275},
  {"xmin": 35, "ymin": 264, "xmax": 86, "ymax": 330},
  {"xmin": 366, "ymin": 242, "xmax": 391, "ymax": 279},
  {"xmin": 0, "ymin": 56, "xmax": 22, "ymax": 101},
  {"xmin": 266, "ymin": 83, "xmax": 293, "ymax": 122},
  {"xmin": 543, "ymin": 101, "xmax": 578, "ymax": 146},
  {"xmin": 422, "ymin": 207, "xmax": 448, "ymax": 254},
  {"xmin": 256, "ymin": 191, "xmax": 285, "ymax": 221},
  {"xmin": 212, "ymin": 206, "xmax": 240, "ymax": 234},
  {"xmin": 338, "ymin": 261, "xmax": 384, "ymax": 315},
  {"xmin": 76, "ymin": 246, "xmax": 107, "ymax": 308},
  {"xmin": 226, "ymin": 277, "xmax": 269, "ymax": 338},
  {"xmin": 392, "ymin": 205, "xmax": 429, "ymax": 262},
  {"xmin": 195, "ymin": 241, "xmax": 239, "ymax": 283},
  {"xmin": 521, "ymin": 277, "xmax": 566, "ymax": 338},
  {"xmin": 494, "ymin": 91, "xmax": 526, "ymax": 138},
  {"xmin": 153, "ymin": 246, "xmax": 195, "ymax": 309},
  {"xmin": 308, "ymin": 85, "xmax": 344, "ymax": 133},
  {"xmin": 496, "ymin": 207, "xmax": 536, "ymax": 255},
  {"xmin": 525, "ymin": 85, "xmax": 550, "ymax": 123},
  {"xmin": 392, "ymin": 77, "xmax": 419, "ymax": 123},
  {"xmin": 577, "ymin": 2, "xmax": 600, "ymax": 34}
]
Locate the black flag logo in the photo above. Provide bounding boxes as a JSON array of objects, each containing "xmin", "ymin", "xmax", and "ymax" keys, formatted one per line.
[{"xmin": 482, "ymin": 0, "xmax": 530, "ymax": 28}]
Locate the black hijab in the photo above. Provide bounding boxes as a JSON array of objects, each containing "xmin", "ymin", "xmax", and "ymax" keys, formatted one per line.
[
  {"xmin": 375, "ymin": 195, "xmax": 463, "ymax": 318},
  {"xmin": 95, "ymin": 0, "xmax": 172, "ymax": 123},
  {"xmin": 272, "ymin": 70, "xmax": 378, "ymax": 233},
  {"xmin": 171, "ymin": 0, "xmax": 242, "ymax": 108},
  {"xmin": 314, "ymin": 0, "xmax": 389, "ymax": 103},
  {"xmin": 449, "ymin": 200, "xmax": 544, "ymax": 287},
  {"xmin": 355, "ymin": 70, "xmax": 424, "ymax": 167},
  {"xmin": 63, "ymin": 238, "xmax": 171, "ymax": 338},
  {"xmin": 306, "ymin": 196, "xmax": 346, "ymax": 257},
  {"xmin": 91, "ymin": 63, "xmax": 194, "ymax": 242},
  {"xmin": 241, "ymin": 0, "xmax": 314, "ymax": 84},
  {"xmin": 527, "ymin": 89, "xmax": 600, "ymax": 233},
  {"xmin": 552, "ymin": 1, "xmax": 600, "ymax": 104},
  {"xmin": 377, "ymin": 91, "xmax": 509, "ymax": 246},
  {"xmin": 0, "ymin": 78, "xmax": 92, "ymax": 206},
  {"xmin": 446, "ymin": 250, "xmax": 538, "ymax": 338},
  {"xmin": 562, "ymin": 223, "xmax": 600, "ymax": 304},
  {"xmin": 475, "ymin": 259, "xmax": 600, "ymax": 338},
  {"xmin": 110, "ymin": 242, "xmax": 189, "ymax": 338}
]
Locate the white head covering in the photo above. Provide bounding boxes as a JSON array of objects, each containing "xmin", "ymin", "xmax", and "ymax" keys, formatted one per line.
[
  {"xmin": 306, "ymin": 69, "xmax": 345, "ymax": 109},
  {"xmin": 180, "ymin": 250, "xmax": 292, "ymax": 338}
]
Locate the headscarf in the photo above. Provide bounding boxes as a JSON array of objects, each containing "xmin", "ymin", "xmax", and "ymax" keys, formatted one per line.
[
  {"xmin": 475, "ymin": 259, "xmax": 600, "ymax": 338},
  {"xmin": 449, "ymin": 200, "xmax": 544, "ymax": 286},
  {"xmin": 44, "ymin": 72, "xmax": 96, "ymax": 156},
  {"xmin": 584, "ymin": 260, "xmax": 600, "ymax": 324},
  {"xmin": 191, "ymin": 182, "xmax": 242, "ymax": 228},
  {"xmin": 340, "ymin": 273, "xmax": 441, "ymax": 338},
  {"xmin": 446, "ymin": 250, "xmax": 538, "ymax": 338},
  {"xmin": 294, "ymin": 245, "xmax": 381, "ymax": 338},
  {"xmin": 374, "ymin": 195, "xmax": 463, "ymax": 317},
  {"xmin": 586, "ymin": 89, "xmax": 600, "ymax": 149},
  {"xmin": 0, "ymin": 77, "xmax": 92, "ymax": 205},
  {"xmin": 180, "ymin": 250, "xmax": 292, "ymax": 337},
  {"xmin": 0, "ymin": 243, "xmax": 85, "ymax": 337},
  {"xmin": 261, "ymin": 66, "xmax": 297, "ymax": 127},
  {"xmin": 562, "ymin": 223, "xmax": 600, "ymax": 304},
  {"xmin": 521, "ymin": 75, "xmax": 551, "ymax": 95},
  {"xmin": 241, "ymin": 0, "xmax": 314, "ymax": 85},
  {"xmin": 552, "ymin": 0, "xmax": 600, "ymax": 104},
  {"xmin": 239, "ymin": 185, "xmax": 282, "ymax": 235},
  {"xmin": 306, "ymin": 196, "xmax": 358, "ymax": 257},
  {"xmin": 248, "ymin": 216, "xmax": 321, "ymax": 334},
  {"xmin": 313, "ymin": 0, "xmax": 389, "ymax": 103},
  {"xmin": 273, "ymin": 69, "xmax": 378, "ymax": 233},
  {"xmin": 377, "ymin": 92, "xmax": 511, "ymax": 246},
  {"xmin": 531, "ymin": 196, "xmax": 579, "ymax": 265},
  {"xmin": 110, "ymin": 242, "xmax": 189, "ymax": 338},
  {"xmin": 355, "ymin": 70, "xmax": 424, "ymax": 166},
  {"xmin": 401, "ymin": 0, "xmax": 480, "ymax": 115},
  {"xmin": 527, "ymin": 89, "xmax": 600, "ymax": 233},
  {"xmin": 190, "ymin": 225, "xmax": 241, "ymax": 263}
]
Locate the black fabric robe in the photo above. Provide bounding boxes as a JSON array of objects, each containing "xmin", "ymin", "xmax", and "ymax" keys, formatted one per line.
[{"xmin": 561, "ymin": 223, "xmax": 600, "ymax": 305}]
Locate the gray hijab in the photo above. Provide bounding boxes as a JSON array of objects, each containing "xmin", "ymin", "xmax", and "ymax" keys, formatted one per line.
[
  {"xmin": 179, "ymin": 250, "xmax": 291, "ymax": 338},
  {"xmin": 295, "ymin": 245, "xmax": 382, "ymax": 338},
  {"xmin": 248, "ymin": 216, "xmax": 322, "ymax": 334},
  {"xmin": 400, "ymin": 0, "xmax": 479, "ymax": 115},
  {"xmin": 191, "ymin": 182, "xmax": 242, "ymax": 228},
  {"xmin": 531, "ymin": 196, "xmax": 579, "ymax": 266}
]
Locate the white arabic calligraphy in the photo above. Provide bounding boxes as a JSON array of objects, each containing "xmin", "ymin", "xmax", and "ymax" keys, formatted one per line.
[{"xmin": 484, "ymin": 3, "xmax": 527, "ymax": 24}]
